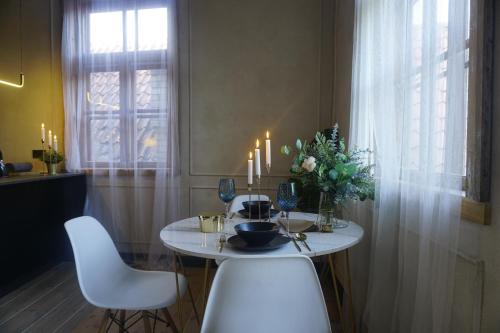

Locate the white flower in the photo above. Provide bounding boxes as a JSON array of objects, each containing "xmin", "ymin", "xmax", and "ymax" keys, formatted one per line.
[{"xmin": 301, "ymin": 156, "xmax": 316, "ymax": 172}]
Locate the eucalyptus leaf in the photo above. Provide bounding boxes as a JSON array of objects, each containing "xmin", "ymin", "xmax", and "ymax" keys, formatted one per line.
[
  {"xmin": 296, "ymin": 139, "xmax": 302, "ymax": 150},
  {"xmin": 328, "ymin": 169, "xmax": 338, "ymax": 180},
  {"xmin": 281, "ymin": 145, "xmax": 291, "ymax": 155}
]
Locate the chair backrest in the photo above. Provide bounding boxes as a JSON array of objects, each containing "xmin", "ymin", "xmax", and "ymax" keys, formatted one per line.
[
  {"xmin": 229, "ymin": 194, "xmax": 271, "ymax": 213},
  {"xmin": 201, "ymin": 256, "xmax": 331, "ymax": 333},
  {"xmin": 65, "ymin": 216, "xmax": 128, "ymax": 306}
]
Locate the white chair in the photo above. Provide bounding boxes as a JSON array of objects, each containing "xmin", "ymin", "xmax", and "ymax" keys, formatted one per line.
[
  {"xmin": 229, "ymin": 194, "xmax": 271, "ymax": 213},
  {"xmin": 65, "ymin": 216, "xmax": 187, "ymax": 333},
  {"xmin": 201, "ymin": 256, "xmax": 331, "ymax": 333}
]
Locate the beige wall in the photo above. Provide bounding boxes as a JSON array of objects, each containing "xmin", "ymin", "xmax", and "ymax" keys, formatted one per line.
[
  {"xmin": 178, "ymin": 0, "xmax": 336, "ymax": 216},
  {"xmin": 0, "ymin": 0, "xmax": 63, "ymax": 168}
]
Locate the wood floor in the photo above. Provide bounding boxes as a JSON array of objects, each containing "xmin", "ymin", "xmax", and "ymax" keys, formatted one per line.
[{"xmin": 0, "ymin": 261, "xmax": 342, "ymax": 333}]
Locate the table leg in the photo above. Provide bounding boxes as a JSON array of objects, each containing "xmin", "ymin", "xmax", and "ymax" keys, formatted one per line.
[
  {"xmin": 174, "ymin": 253, "xmax": 201, "ymax": 327},
  {"xmin": 173, "ymin": 255, "xmax": 184, "ymax": 332},
  {"xmin": 202, "ymin": 258, "xmax": 211, "ymax": 314},
  {"xmin": 345, "ymin": 249, "xmax": 356, "ymax": 333},
  {"xmin": 328, "ymin": 253, "xmax": 345, "ymax": 333}
]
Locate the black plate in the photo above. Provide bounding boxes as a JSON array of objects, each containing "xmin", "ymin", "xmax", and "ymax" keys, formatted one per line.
[
  {"xmin": 227, "ymin": 234, "xmax": 291, "ymax": 251},
  {"xmin": 238, "ymin": 208, "xmax": 280, "ymax": 219}
]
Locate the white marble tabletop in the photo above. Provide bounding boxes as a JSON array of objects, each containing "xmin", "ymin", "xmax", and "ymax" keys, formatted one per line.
[{"xmin": 160, "ymin": 212, "xmax": 364, "ymax": 260}]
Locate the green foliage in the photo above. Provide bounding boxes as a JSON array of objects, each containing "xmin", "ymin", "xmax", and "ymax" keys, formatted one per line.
[
  {"xmin": 280, "ymin": 124, "xmax": 375, "ymax": 205},
  {"xmin": 38, "ymin": 150, "xmax": 64, "ymax": 164}
]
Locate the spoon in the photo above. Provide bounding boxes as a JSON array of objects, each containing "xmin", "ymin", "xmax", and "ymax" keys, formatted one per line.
[{"xmin": 295, "ymin": 232, "xmax": 311, "ymax": 251}]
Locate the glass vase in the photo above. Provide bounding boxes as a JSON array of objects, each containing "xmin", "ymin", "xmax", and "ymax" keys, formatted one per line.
[{"xmin": 316, "ymin": 192, "xmax": 348, "ymax": 232}]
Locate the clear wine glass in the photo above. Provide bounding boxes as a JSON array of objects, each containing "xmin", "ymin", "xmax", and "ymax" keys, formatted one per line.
[
  {"xmin": 218, "ymin": 178, "xmax": 236, "ymax": 217},
  {"xmin": 277, "ymin": 182, "xmax": 298, "ymax": 235}
]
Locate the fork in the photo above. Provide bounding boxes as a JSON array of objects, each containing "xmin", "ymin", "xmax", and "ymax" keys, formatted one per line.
[{"xmin": 219, "ymin": 234, "xmax": 226, "ymax": 253}]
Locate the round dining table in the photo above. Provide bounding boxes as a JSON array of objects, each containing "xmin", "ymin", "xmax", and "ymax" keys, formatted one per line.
[
  {"xmin": 160, "ymin": 212, "xmax": 363, "ymax": 332},
  {"xmin": 160, "ymin": 212, "xmax": 363, "ymax": 259}
]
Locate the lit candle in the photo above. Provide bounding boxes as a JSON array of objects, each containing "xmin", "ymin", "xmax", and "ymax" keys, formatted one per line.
[
  {"xmin": 41, "ymin": 123, "xmax": 46, "ymax": 143},
  {"xmin": 248, "ymin": 152, "xmax": 253, "ymax": 185},
  {"xmin": 265, "ymin": 131, "xmax": 271, "ymax": 168},
  {"xmin": 53, "ymin": 135, "xmax": 58, "ymax": 152},
  {"xmin": 48, "ymin": 130, "xmax": 53, "ymax": 147},
  {"xmin": 255, "ymin": 139, "xmax": 261, "ymax": 176}
]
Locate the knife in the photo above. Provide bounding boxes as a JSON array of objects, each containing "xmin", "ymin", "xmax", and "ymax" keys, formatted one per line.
[
  {"xmin": 291, "ymin": 236, "xmax": 302, "ymax": 252},
  {"xmin": 278, "ymin": 220, "xmax": 301, "ymax": 252}
]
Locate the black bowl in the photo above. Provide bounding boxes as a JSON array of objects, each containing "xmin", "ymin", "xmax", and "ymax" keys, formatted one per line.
[
  {"xmin": 234, "ymin": 222, "xmax": 279, "ymax": 246},
  {"xmin": 242, "ymin": 200, "xmax": 272, "ymax": 212}
]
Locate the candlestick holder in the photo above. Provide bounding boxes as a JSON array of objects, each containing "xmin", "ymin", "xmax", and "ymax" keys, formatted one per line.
[
  {"xmin": 265, "ymin": 163, "xmax": 271, "ymax": 221},
  {"xmin": 247, "ymin": 184, "xmax": 252, "ymax": 220},
  {"xmin": 256, "ymin": 175, "xmax": 262, "ymax": 222},
  {"xmin": 40, "ymin": 140, "xmax": 47, "ymax": 175}
]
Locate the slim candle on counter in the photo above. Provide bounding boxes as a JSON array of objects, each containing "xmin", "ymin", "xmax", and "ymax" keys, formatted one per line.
[
  {"xmin": 53, "ymin": 135, "xmax": 58, "ymax": 152},
  {"xmin": 41, "ymin": 123, "xmax": 46, "ymax": 143},
  {"xmin": 265, "ymin": 131, "xmax": 271, "ymax": 168},
  {"xmin": 48, "ymin": 130, "xmax": 53, "ymax": 147},
  {"xmin": 248, "ymin": 152, "xmax": 253, "ymax": 185},
  {"xmin": 255, "ymin": 139, "xmax": 261, "ymax": 176}
]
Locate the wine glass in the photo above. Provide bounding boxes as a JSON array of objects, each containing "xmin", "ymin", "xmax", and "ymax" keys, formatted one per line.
[
  {"xmin": 218, "ymin": 178, "xmax": 236, "ymax": 218},
  {"xmin": 277, "ymin": 182, "xmax": 298, "ymax": 235}
]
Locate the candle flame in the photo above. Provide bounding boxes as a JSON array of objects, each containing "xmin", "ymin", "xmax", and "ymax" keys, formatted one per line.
[
  {"xmin": 41, "ymin": 123, "xmax": 44, "ymax": 128},
  {"xmin": 49, "ymin": 130, "xmax": 52, "ymax": 135},
  {"xmin": 54, "ymin": 135, "xmax": 57, "ymax": 140},
  {"xmin": 249, "ymin": 152, "xmax": 253, "ymax": 159},
  {"xmin": 256, "ymin": 139, "xmax": 260, "ymax": 148},
  {"xmin": 266, "ymin": 131, "xmax": 269, "ymax": 139}
]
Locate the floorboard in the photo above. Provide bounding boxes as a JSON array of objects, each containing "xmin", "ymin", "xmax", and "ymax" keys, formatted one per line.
[{"xmin": 0, "ymin": 260, "xmax": 344, "ymax": 333}]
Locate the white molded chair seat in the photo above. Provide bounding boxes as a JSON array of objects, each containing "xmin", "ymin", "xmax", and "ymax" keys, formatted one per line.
[
  {"xmin": 65, "ymin": 216, "xmax": 187, "ymax": 331},
  {"xmin": 229, "ymin": 194, "xmax": 271, "ymax": 213},
  {"xmin": 201, "ymin": 256, "xmax": 331, "ymax": 333}
]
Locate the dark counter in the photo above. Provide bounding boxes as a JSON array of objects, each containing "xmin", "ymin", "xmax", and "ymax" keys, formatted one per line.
[{"xmin": 0, "ymin": 173, "xmax": 86, "ymax": 296}]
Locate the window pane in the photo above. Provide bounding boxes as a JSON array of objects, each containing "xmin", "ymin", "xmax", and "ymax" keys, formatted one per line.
[
  {"xmin": 136, "ymin": 69, "xmax": 167, "ymax": 110},
  {"xmin": 89, "ymin": 72, "xmax": 120, "ymax": 112},
  {"xmin": 90, "ymin": 11, "xmax": 123, "ymax": 53},
  {"xmin": 137, "ymin": 117, "xmax": 166, "ymax": 163},
  {"xmin": 89, "ymin": 118, "xmax": 121, "ymax": 162},
  {"xmin": 126, "ymin": 8, "xmax": 168, "ymax": 51}
]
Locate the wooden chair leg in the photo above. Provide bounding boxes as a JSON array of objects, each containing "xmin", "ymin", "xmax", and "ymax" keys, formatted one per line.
[
  {"xmin": 162, "ymin": 308, "xmax": 179, "ymax": 333},
  {"xmin": 98, "ymin": 309, "xmax": 110, "ymax": 333},
  {"xmin": 142, "ymin": 310, "xmax": 152, "ymax": 333},
  {"xmin": 119, "ymin": 310, "xmax": 126, "ymax": 333}
]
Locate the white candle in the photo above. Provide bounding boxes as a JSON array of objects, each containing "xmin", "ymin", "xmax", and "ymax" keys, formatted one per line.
[
  {"xmin": 53, "ymin": 135, "xmax": 58, "ymax": 152},
  {"xmin": 248, "ymin": 152, "xmax": 253, "ymax": 185},
  {"xmin": 48, "ymin": 130, "xmax": 53, "ymax": 147},
  {"xmin": 255, "ymin": 139, "xmax": 261, "ymax": 176},
  {"xmin": 41, "ymin": 123, "xmax": 46, "ymax": 142},
  {"xmin": 265, "ymin": 131, "xmax": 271, "ymax": 168}
]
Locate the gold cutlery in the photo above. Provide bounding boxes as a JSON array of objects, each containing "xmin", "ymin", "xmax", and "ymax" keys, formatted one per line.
[
  {"xmin": 219, "ymin": 234, "xmax": 226, "ymax": 253},
  {"xmin": 295, "ymin": 232, "xmax": 311, "ymax": 251},
  {"xmin": 277, "ymin": 220, "xmax": 301, "ymax": 252}
]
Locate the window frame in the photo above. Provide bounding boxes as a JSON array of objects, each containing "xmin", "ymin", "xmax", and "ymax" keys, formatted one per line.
[{"xmin": 82, "ymin": 3, "xmax": 169, "ymax": 170}]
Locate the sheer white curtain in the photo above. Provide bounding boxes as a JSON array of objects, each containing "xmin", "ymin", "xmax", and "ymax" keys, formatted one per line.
[
  {"xmin": 350, "ymin": 0, "xmax": 469, "ymax": 332},
  {"xmin": 62, "ymin": 0, "xmax": 179, "ymax": 269}
]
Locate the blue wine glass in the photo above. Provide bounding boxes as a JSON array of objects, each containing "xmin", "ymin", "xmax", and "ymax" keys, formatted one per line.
[
  {"xmin": 219, "ymin": 178, "xmax": 236, "ymax": 217},
  {"xmin": 277, "ymin": 182, "xmax": 298, "ymax": 235}
]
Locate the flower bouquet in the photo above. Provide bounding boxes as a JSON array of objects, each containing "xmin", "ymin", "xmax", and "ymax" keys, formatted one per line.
[{"xmin": 281, "ymin": 125, "xmax": 374, "ymax": 231}]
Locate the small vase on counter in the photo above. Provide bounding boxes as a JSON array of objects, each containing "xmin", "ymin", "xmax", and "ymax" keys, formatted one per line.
[{"xmin": 46, "ymin": 163, "xmax": 58, "ymax": 175}]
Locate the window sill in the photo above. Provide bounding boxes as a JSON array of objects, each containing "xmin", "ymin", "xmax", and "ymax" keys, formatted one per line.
[
  {"xmin": 80, "ymin": 168, "xmax": 160, "ymax": 177},
  {"xmin": 461, "ymin": 197, "xmax": 490, "ymax": 225}
]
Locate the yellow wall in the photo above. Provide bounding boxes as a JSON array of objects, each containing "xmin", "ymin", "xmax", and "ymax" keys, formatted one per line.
[{"xmin": 0, "ymin": 0, "xmax": 63, "ymax": 169}]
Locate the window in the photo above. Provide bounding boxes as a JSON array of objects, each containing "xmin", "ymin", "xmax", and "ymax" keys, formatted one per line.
[
  {"xmin": 408, "ymin": 0, "xmax": 470, "ymax": 176},
  {"xmin": 84, "ymin": 6, "xmax": 169, "ymax": 168}
]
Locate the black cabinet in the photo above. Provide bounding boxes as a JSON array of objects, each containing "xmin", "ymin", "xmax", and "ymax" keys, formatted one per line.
[{"xmin": 0, "ymin": 173, "xmax": 86, "ymax": 296}]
